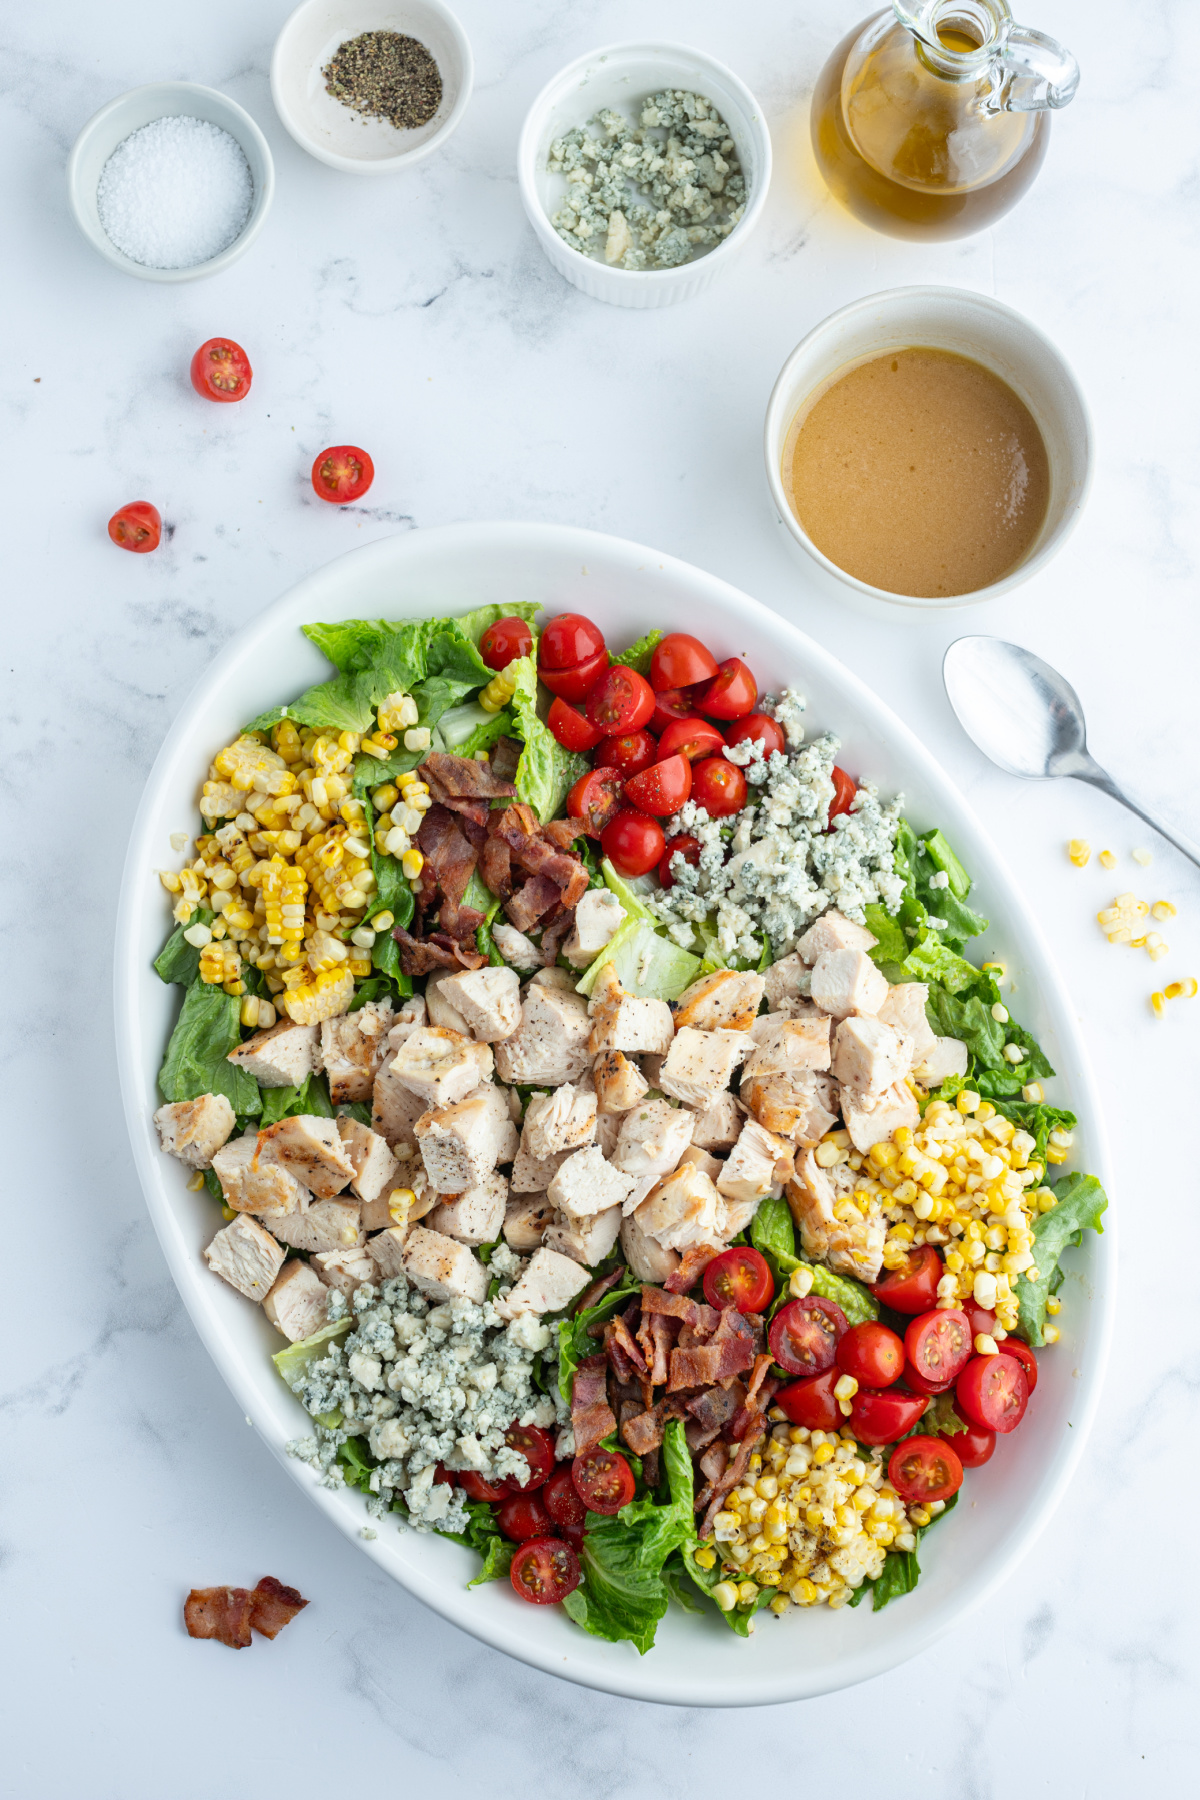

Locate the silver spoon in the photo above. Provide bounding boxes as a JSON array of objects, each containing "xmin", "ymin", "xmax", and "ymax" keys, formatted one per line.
[{"xmin": 942, "ymin": 636, "xmax": 1200, "ymax": 873}]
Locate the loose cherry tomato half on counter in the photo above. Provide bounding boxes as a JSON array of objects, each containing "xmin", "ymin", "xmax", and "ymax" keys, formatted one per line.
[
  {"xmin": 649, "ymin": 687, "xmax": 699, "ymax": 736},
  {"xmin": 572, "ymin": 1448, "xmax": 636, "ymax": 1515},
  {"xmin": 724, "ymin": 712, "xmax": 786, "ymax": 760},
  {"xmin": 956, "ymin": 1353, "xmax": 1029, "ymax": 1434},
  {"xmin": 567, "ymin": 768, "xmax": 625, "ymax": 837},
  {"xmin": 480, "ymin": 616, "xmax": 534, "ymax": 671},
  {"xmin": 703, "ymin": 1246, "xmax": 774, "ymax": 1313},
  {"xmin": 774, "ymin": 1367, "xmax": 841, "ymax": 1432},
  {"xmin": 108, "ymin": 501, "xmax": 162, "ymax": 553},
  {"xmin": 190, "ymin": 337, "xmax": 252, "ymax": 402},
  {"xmin": 690, "ymin": 757, "xmax": 747, "ymax": 817},
  {"xmin": 624, "ymin": 754, "xmax": 692, "ymax": 817},
  {"xmin": 905, "ymin": 1309, "xmax": 974, "ymax": 1390},
  {"xmin": 941, "ymin": 1404, "xmax": 996, "ymax": 1468},
  {"xmin": 505, "ymin": 1423, "xmax": 556, "ymax": 1492},
  {"xmin": 594, "ymin": 728, "xmax": 657, "ymax": 777},
  {"xmin": 769, "ymin": 1297, "xmax": 848, "ymax": 1377},
  {"xmin": 657, "ymin": 715, "xmax": 726, "ymax": 763},
  {"xmin": 649, "ymin": 632, "xmax": 719, "ymax": 692},
  {"xmin": 888, "ymin": 1434, "xmax": 964, "ymax": 1506},
  {"xmin": 458, "ymin": 1470, "xmax": 512, "ymax": 1504},
  {"xmin": 848, "ymin": 1386, "xmax": 929, "ymax": 1446},
  {"xmin": 312, "ymin": 445, "xmax": 374, "ymax": 502},
  {"xmin": 539, "ymin": 645, "xmax": 608, "ymax": 701},
  {"xmin": 510, "ymin": 1536, "xmax": 582, "ymax": 1605},
  {"xmin": 539, "ymin": 612, "xmax": 606, "ymax": 669},
  {"xmin": 657, "ymin": 833, "xmax": 701, "ymax": 890},
  {"xmin": 869, "ymin": 1245, "xmax": 943, "ymax": 1314},
  {"xmin": 996, "ymin": 1336, "xmax": 1038, "ymax": 1394},
  {"xmin": 696, "ymin": 656, "xmax": 757, "ymax": 721},
  {"xmin": 548, "ymin": 697, "xmax": 603, "ymax": 754},
  {"xmin": 585, "ymin": 665, "xmax": 655, "ymax": 734},
  {"xmin": 828, "ymin": 765, "xmax": 858, "ymax": 825},
  {"xmin": 600, "ymin": 809, "xmax": 665, "ymax": 878},
  {"xmin": 497, "ymin": 1490, "xmax": 553, "ymax": 1542},
  {"xmin": 836, "ymin": 1321, "xmax": 905, "ymax": 1388},
  {"xmin": 543, "ymin": 1465, "xmax": 588, "ymax": 1532}
]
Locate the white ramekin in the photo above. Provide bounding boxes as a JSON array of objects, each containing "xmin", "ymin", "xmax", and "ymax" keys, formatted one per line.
[
  {"xmin": 764, "ymin": 286, "xmax": 1093, "ymax": 622},
  {"xmin": 271, "ymin": 0, "xmax": 472, "ymax": 174},
  {"xmin": 66, "ymin": 83, "xmax": 274, "ymax": 283},
  {"xmin": 518, "ymin": 41, "xmax": 772, "ymax": 309}
]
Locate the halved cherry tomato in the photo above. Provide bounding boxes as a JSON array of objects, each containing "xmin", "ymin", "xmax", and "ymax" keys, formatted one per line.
[
  {"xmin": 539, "ymin": 646, "xmax": 608, "ymax": 701},
  {"xmin": 901, "ymin": 1359, "xmax": 955, "ymax": 1397},
  {"xmin": 510, "ymin": 1536, "xmax": 581, "ymax": 1604},
  {"xmin": 108, "ymin": 501, "xmax": 161, "ymax": 553},
  {"xmin": 584, "ymin": 666, "xmax": 655, "ymax": 734},
  {"xmin": 600, "ymin": 809, "xmax": 665, "ymax": 877},
  {"xmin": 870, "ymin": 1246, "xmax": 942, "ymax": 1315},
  {"xmin": 964, "ymin": 1302, "xmax": 997, "ymax": 1341},
  {"xmin": 998, "ymin": 1337, "xmax": 1038, "ymax": 1394},
  {"xmin": 849, "ymin": 1386, "xmax": 929, "ymax": 1446},
  {"xmin": 458, "ymin": 1470, "xmax": 511, "ymax": 1503},
  {"xmin": 497, "ymin": 1490, "xmax": 553, "ymax": 1542},
  {"xmin": 828, "ymin": 765, "xmax": 857, "ymax": 825},
  {"xmin": 312, "ymin": 445, "xmax": 374, "ymax": 502},
  {"xmin": 956, "ymin": 1353, "xmax": 1029, "ymax": 1434},
  {"xmin": 941, "ymin": 1403, "xmax": 996, "ymax": 1468},
  {"xmin": 888, "ymin": 1434, "xmax": 964, "ymax": 1505},
  {"xmin": 649, "ymin": 632, "xmax": 719, "ymax": 692},
  {"xmin": 724, "ymin": 713, "xmax": 786, "ymax": 759},
  {"xmin": 190, "ymin": 337, "xmax": 252, "ymax": 402},
  {"xmin": 690, "ymin": 757, "xmax": 747, "ymax": 817},
  {"xmin": 769, "ymin": 1297, "xmax": 848, "ymax": 1377},
  {"xmin": 836, "ymin": 1321, "xmax": 905, "ymax": 1388},
  {"xmin": 548, "ymin": 697, "xmax": 603, "ymax": 753},
  {"xmin": 657, "ymin": 833, "xmax": 701, "ymax": 890},
  {"xmin": 649, "ymin": 688, "xmax": 699, "ymax": 736},
  {"xmin": 594, "ymin": 728, "xmax": 657, "ymax": 777},
  {"xmin": 905, "ymin": 1309, "xmax": 974, "ymax": 1390},
  {"xmin": 567, "ymin": 769, "xmax": 625, "ymax": 837},
  {"xmin": 543, "ymin": 1465, "xmax": 588, "ymax": 1532},
  {"xmin": 696, "ymin": 657, "xmax": 757, "ymax": 721},
  {"xmin": 539, "ymin": 613, "xmax": 605, "ymax": 669},
  {"xmin": 505, "ymin": 1423, "xmax": 556, "ymax": 1492},
  {"xmin": 624, "ymin": 754, "xmax": 691, "ymax": 817},
  {"xmin": 657, "ymin": 715, "xmax": 726, "ymax": 763},
  {"xmin": 480, "ymin": 616, "xmax": 534, "ymax": 670},
  {"xmin": 572, "ymin": 1448, "xmax": 636, "ymax": 1515},
  {"xmin": 703, "ymin": 1247, "xmax": 774, "ymax": 1314},
  {"xmin": 774, "ymin": 1368, "xmax": 841, "ymax": 1432}
]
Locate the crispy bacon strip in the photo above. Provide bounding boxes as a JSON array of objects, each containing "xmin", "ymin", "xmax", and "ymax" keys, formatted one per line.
[
  {"xmin": 539, "ymin": 910, "xmax": 575, "ymax": 967},
  {"xmin": 421, "ymin": 752, "xmax": 516, "ymax": 800},
  {"xmin": 684, "ymin": 1381, "xmax": 743, "ymax": 1434},
  {"xmin": 698, "ymin": 1440, "xmax": 730, "ymax": 1485},
  {"xmin": 480, "ymin": 830, "xmax": 513, "ymax": 899},
  {"xmin": 504, "ymin": 875, "xmax": 562, "ymax": 933},
  {"xmin": 604, "ymin": 1313, "xmax": 647, "ymax": 1382},
  {"xmin": 571, "ymin": 1352, "xmax": 616, "ymax": 1458},
  {"xmin": 698, "ymin": 1418, "xmax": 767, "ymax": 1533},
  {"xmin": 639, "ymin": 1286, "xmax": 720, "ymax": 1335},
  {"xmin": 620, "ymin": 1395, "xmax": 690, "ymax": 1456},
  {"xmin": 248, "ymin": 1577, "xmax": 308, "ymax": 1640},
  {"xmin": 636, "ymin": 1310, "xmax": 677, "ymax": 1387},
  {"xmin": 728, "ymin": 1355, "xmax": 778, "ymax": 1441},
  {"xmin": 490, "ymin": 736, "xmax": 522, "ymax": 783},
  {"xmin": 542, "ymin": 818, "xmax": 581, "ymax": 851},
  {"xmin": 184, "ymin": 1586, "xmax": 254, "ymax": 1649},
  {"xmin": 575, "ymin": 1264, "xmax": 626, "ymax": 1315},
  {"xmin": 493, "ymin": 805, "xmax": 589, "ymax": 908},
  {"xmin": 663, "ymin": 1243, "xmax": 723, "ymax": 1295},
  {"xmin": 668, "ymin": 1313, "xmax": 756, "ymax": 1391},
  {"xmin": 392, "ymin": 927, "xmax": 485, "ymax": 975},
  {"xmin": 417, "ymin": 804, "xmax": 478, "ymax": 911}
]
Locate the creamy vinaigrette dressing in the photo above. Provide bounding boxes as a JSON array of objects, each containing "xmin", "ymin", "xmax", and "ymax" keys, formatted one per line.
[{"xmin": 783, "ymin": 347, "xmax": 1050, "ymax": 597}]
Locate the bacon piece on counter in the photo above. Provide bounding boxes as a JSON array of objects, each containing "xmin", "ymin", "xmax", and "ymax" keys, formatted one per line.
[
  {"xmin": 248, "ymin": 1577, "xmax": 309, "ymax": 1640},
  {"xmin": 184, "ymin": 1586, "xmax": 255, "ymax": 1649},
  {"xmin": 571, "ymin": 1352, "xmax": 616, "ymax": 1458},
  {"xmin": 663, "ymin": 1243, "xmax": 722, "ymax": 1295}
]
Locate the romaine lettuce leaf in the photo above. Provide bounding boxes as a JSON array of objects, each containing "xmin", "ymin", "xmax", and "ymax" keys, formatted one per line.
[
  {"xmin": 506, "ymin": 654, "xmax": 589, "ymax": 822},
  {"xmin": 611, "ymin": 629, "xmax": 662, "ymax": 676},
  {"xmin": 272, "ymin": 1317, "xmax": 352, "ymax": 1390},
  {"xmin": 750, "ymin": 1199, "xmax": 879, "ymax": 1324},
  {"xmin": 258, "ymin": 1071, "xmax": 335, "ymax": 1128},
  {"xmin": 556, "ymin": 1279, "xmax": 641, "ymax": 1403},
  {"xmin": 600, "ymin": 858, "xmax": 656, "ymax": 922},
  {"xmin": 435, "ymin": 702, "xmax": 514, "ymax": 756},
  {"xmin": 158, "ymin": 982, "xmax": 261, "ymax": 1115},
  {"xmin": 1015, "ymin": 1171, "xmax": 1108, "ymax": 1346},
  {"xmin": 575, "ymin": 918, "xmax": 701, "ymax": 1002},
  {"xmin": 153, "ymin": 909, "xmax": 214, "ymax": 986},
  {"xmin": 678, "ymin": 1543, "xmax": 772, "ymax": 1635},
  {"xmin": 850, "ymin": 1492, "xmax": 959, "ymax": 1611}
]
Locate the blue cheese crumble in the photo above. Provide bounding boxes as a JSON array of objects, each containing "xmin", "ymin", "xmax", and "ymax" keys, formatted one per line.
[
  {"xmin": 649, "ymin": 688, "xmax": 905, "ymax": 963},
  {"xmin": 547, "ymin": 90, "xmax": 746, "ymax": 270}
]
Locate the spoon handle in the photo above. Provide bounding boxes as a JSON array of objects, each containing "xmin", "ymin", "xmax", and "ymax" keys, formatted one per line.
[{"xmin": 1074, "ymin": 757, "xmax": 1200, "ymax": 874}]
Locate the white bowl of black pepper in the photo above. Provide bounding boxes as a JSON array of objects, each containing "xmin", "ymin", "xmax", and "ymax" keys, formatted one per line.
[{"xmin": 270, "ymin": 0, "xmax": 472, "ymax": 173}]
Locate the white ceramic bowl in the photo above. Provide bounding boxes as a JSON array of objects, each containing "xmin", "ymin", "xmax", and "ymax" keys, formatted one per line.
[
  {"xmin": 518, "ymin": 42, "xmax": 772, "ymax": 308},
  {"xmin": 115, "ymin": 521, "xmax": 1113, "ymax": 1706},
  {"xmin": 271, "ymin": 0, "xmax": 472, "ymax": 173},
  {"xmin": 764, "ymin": 286, "xmax": 1093, "ymax": 621},
  {"xmin": 66, "ymin": 82, "xmax": 274, "ymax": 283}
]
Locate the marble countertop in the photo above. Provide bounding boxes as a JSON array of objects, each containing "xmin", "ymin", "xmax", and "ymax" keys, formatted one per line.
[{"xmin": 7, "ymin": 0, "xmax": 1198, "ymax": 1791}]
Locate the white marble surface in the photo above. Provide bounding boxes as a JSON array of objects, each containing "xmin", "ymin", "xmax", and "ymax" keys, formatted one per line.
[{"xmin": 6, "ymin": 0, "xmax": 1199, "ymax": 1790}]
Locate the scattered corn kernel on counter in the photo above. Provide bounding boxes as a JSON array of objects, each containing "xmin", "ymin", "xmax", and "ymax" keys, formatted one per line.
[{"xmin": 150, "ymin": 604, "xmax": 1107, "ymax": 1644}]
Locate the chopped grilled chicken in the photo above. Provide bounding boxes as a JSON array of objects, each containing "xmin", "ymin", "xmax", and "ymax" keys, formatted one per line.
[
  {"xmin": 686, "ymin": 1090, "xmax": 744, "ymax": 1152},
  {"xmin": 787, "ymin": 1149, "xmax": 886, "ymax": 1282},
  {"xmin": 543, "ymin": 1203, "xmax": 623, "ymax": 1266},
  {"xmin": 763, "ymin": 952, "xmax": 813, "ymax": 1013},
  {"xmin": 503, "ymin": 1193, "xmax": 557, "ymax": 1252},
  {"xmin": 270, "ymin": 1198, "xmax": 365, "ymax": 1254},
  {"xmin": 428, "ymin": 1170, "xmax": 509, "ymax": 1246},
  {"xmin": 256, "ymin": 1115, "xmax": 355, "ymax": 1200},
  {"xmin": 587, "ymin": 961, "xmax": 674, "ymax": 1056},
  {"xmin": 401, "ymin": 1225, "xmax": 490, "ymax": 1305},
  {"xmin": 491, "ymin": 922, "xmax": 542, "ymax": 970},
  {"xmin": 389, "ymin": 1027, "xmax": 492, "ymax": 1109},
  {"xmin": 204, "ymin": 1214, "xmax": 285, "ymax": 1301},
  {"xmin": 717, "ymin": 1119, "xmax": 795, "ymax": 1205},
  {"xmin": 367, "ymin": 1226, "xmax": 409, "ymax": 1280},
  {"xmin": 263, "ymin": 1259, "xmax": 330, "ymax": 1341},
  {"xmin": 495, "ymin": 983, "xmax": 592, "ymax": 1085},
  {"xmin": 876, "ymin": 981, "xmax": 937, "ymax": 1063},
  {"xmin": 740, "ymin": 1070, "xmax": 837, "ymax": 1146},
  {"xmin": 913, "ymin": 1036, "xmax": 969, "ymax": 1084},
  {"xmin": 831, "ymin": 1016, "xmax": 914, "ymax": 1096},
  {"xmin": 672, "ymin": 969, "xmax": 765, "ymax": 1033},
  {"xmin": 415, "ymin": 1082, "xmax": 519, "ymax": 1193},
  {"xmin": 809, "ymin": 948, "xmax": 889, "ymax": 1020},
  {"xmin": 210, "ymin": 1134, "xmax": 308, "ymax": 1217},
  {"xmin": 371, "ymin": 1061, "xmax": 429, "ymax": 1153},
  {"xmin": 336, "ymin": 1117, "xmax": 399, "ymax": 1205},
  {"xmin": 154, "ymin": 1093, "xmax": 235, "ymax": 1169},
  {"xmin": 796, "ymin": 908, "xmax": 878, "ymax": 966},
  {"xmin": 226, "ymin": 1019, "xmax": 319, "ymax": 1088},
  {"xmin": 658, "ymin": 1026, "xmax": 751, "ymax": 1109},
  {"xmin": 592, "ymin": 1049, "xmax": 650, "ymax": 1115},
  {"xmin": 620, "ymin": 1210, "xmax": 681, "ymax": 1284},
  {"xmin": 562, "ymin": 888, "xmax": 626, "ymax": 968},
  {"xmin": 318, "ymin": 999, "xmax": 394, "ymax": 1103},
  {"xmin": 523, "ymin": 1083, "xmax": 598, "ymax": 1159},
  {"xmin": 494, "ymin": 1246, "xmax": 590, "ymax": 1319},
  {"xmin": 311, "ymin": 1248, "xmax": 376, "ymax": 1297},
  {"xmin": 611, "ymin": 1099, "xmax": 695, "ymax": 1209},
  {"xmin": 678, "ymin": 1143, "xmax": 723, "ymax": 1182},
  {"xmin": 745, "ymin": 1012, "xmax": 831, "ymax": 1075},
  {"xmin": 838, "ymin": 1080, "xmax": 921, "ymax": 1153},
  {"xmin": 548, "ymin": 1144, "xmax": 636, "ymax": 1220},
  {"xmin": 437, "ymin": 966, "xmax": 522, "ymax": 1043},
  {"xmin": 424, "ymin": 971, "xmax": 473, "ymax": 1034},
  {"xmin": 634, "ymin": 1163, "xmax": 726, "ymax": 1252}
]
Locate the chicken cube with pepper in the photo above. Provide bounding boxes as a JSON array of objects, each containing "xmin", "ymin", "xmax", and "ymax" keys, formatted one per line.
[{"xmin": 154, "ymin": 1093, "xmax": 235, "ymax": 1170}]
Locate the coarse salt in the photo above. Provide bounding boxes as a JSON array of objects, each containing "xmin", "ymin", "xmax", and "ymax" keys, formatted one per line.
[{"xmin": 97, "ymin": 115, "xmax": 253, "ymax": 270}]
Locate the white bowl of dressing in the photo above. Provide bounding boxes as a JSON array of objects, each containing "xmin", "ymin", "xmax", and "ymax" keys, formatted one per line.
[{"xmin": 763, "ymin": 286, "xmax": 1093, "ymax": 622}]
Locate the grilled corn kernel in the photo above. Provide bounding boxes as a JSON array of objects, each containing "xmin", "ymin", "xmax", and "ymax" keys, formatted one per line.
[
  {"xmin": 401, "ymin": 849, "xmax": 424, "ymax": 880},
  {"xmin": 1152, "ymin": 900, "xmax": 1177, "ymax": 921},
  {"xmin": 1042, "ymin": 1324, "xmax": 1061, "ymax": 1344},
  {"xmin": 788, "ymin": 1265, "xmax": 814, "ymax": 1299},
  {"xmin": 1151, "ymin": 991, "xmax": 1166, "ymax": 1018},
  {"xmin": 479, "ymin": 667, "xmax": 518, "ymax": 713},
  {"xmin": 1166, "ymin": 977, "xmax": 1198, "ymax": 1000},
  {"xmin": 1099, "ymin": 850, "xmax": 1116, "ymax": 868},
  {"xmin": 1067, "ymin": 838, "xmax": 1091, "ymax": 867}
]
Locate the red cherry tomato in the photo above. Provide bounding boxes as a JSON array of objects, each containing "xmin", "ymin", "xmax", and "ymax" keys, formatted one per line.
[
  {"xmin": 869, "ymin": 1246, "xmax": 943, "ymax": 1315},
  {"xmin": 964, "ymin": 1302, "xmax": 997, "ymax": 1341},
  {"xmin": 572, "ymin": 1448, "xmax": 636, "ymax": 1515},
  {"xmin": 108, "ymin": 501, "xmax": 161, "ymax": 553},
  {"xmin": 724, "ymin": 713, "xmax": 786, "ymax": 759},
  {"xmin": 941, "ymin": 1403, "xmax": 996, "ymax": 1468},
  {"xmin": 497, "ymin": 1490, "xmax": 553, "ymax": 1542},
  {"xmin": 584, "ymin": 666, "xmax": 655, "ymax": 734},
  {"xmin": 956, "ymin": 1353, "xmax": 1029, "ymax": 1434},
  {"xmin": 769, "ymin": 1297, "xmax": 848, "ymax": 1377},
  {"xmin": 543, "ymin": 1465, "xmax": 588, "ymax": 1532},
  {"xmin": 539, "ymin": 613, "xmax": 605, "ymax": 670},
  {"xmin": 836, "ymin": 1321, "xmax": 905, "ymax": 1388},
  {"xmin": 696, "ymin": 657, "xmax": 757, "ymax": 721},
  {"xmin": 649, "ymin": 688, "xmax": 699, "ymax": 736},
  {"xmin": 601, "ymin": 809, "xmax": 665, "ymax": 878},
  {"xmin": 901, "ymin": 1359, "xmax": 955, "ymax": 1397},
  {"xmin": 690, "ymin": 757, "xmax": 747, "ymax": 817},
  {"xmin": 657, "ymin": 833, "xmax": 701, "ymax": 890},
  {"xmin": 774, "ymin": 1368, "xmax": 841, "ymax": 1432},
  {"xmin": 567, "ymin": 769, "xmax": 625, "ymax": 837},
  {"xmin": 510, "ymin": 1536, "xmax": 581, "ymax": 1604},
  {"xmin": 828, "ymin": 765, "xmax": 857, "ymax": 825},
  {"xmin": 594, "ymin": 729, "xmax": 657, "ymax": 777},
  {"xmin": 997, "ymin": 1337, "xmax": 1038, "ymax": 1394},
  {"xmin": 505, "ymin": 1424, "xmax": 555, "ymax": 1492},
  {"xmin": 458, "ymin": 1470, "xmax": 511, "ymax": 1503},
  {"xmin": 702, "ymin": 1247, "xmax": 774, "ymax": 1313},
  {"xmin": 657, "ymin": 715, "xmax": 726, "ymax": 763},
  {"xmin": 905, "ymin": 1309, "xmax": 974, "ymax": 1390},
  {"xmin": 849, "ymin": 1386, "xmax": 929, "ymax": 1446},
  {"xmin": 548, "ymin": 697, "xmax": 603, "ymax": 753},
  {"xmin": 888, "ymin": 1435, "xmax": 964, "ymax": 1505},
  {"xmin": 623, "ymin": 754, "xmax": 692, "ymax": 817},
  {"xmin": 312, "ymin": 445, "xmax": 374, "ymax": 502},
  {"xmin": 480, "ymin": 616, "xmax": 534, "ymax": 671},
  {"xmin": 649, "ymin": 632, "xmax": 719, "ymax": 692},
  {"xmin": 538, "ymin": 646, "xmax": 608, "ymax": 701},
  {"xmin": 190, "ymin": 337, "xmax": 252, "ymax": 402}
]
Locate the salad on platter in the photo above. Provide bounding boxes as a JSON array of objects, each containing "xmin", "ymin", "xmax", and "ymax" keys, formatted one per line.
[{"xmin": 150, "ymin": 602, "xmax": 1107, "ymax": 1649}]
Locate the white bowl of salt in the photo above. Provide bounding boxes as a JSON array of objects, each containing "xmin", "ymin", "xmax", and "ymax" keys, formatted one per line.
[{"xmin": 67, "ymin": 82, "xmax": 275, "ymax": 282}]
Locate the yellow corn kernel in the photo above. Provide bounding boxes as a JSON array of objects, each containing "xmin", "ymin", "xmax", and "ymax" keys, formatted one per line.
[
  {"xmin": 1067, "ymin": 838, "xmax": 1090, "ymax": 867},
  {"xmin": 1042, "ymin": 1324, "xmax": 1061, "ymax": 1344},
  {"xmin": 1098, "ymin": 850, "xmax": 1116, "ymax": 868},
  {"xmin": 1151, "ymin": 900, "xmax": 1177, "ymax": 921},
  {"xmin": 1150, "ymin": 991, "xmax": 1166, "ymax": 1018},
  {"xmin": 401, "ymin": 848, "xmax": 424, "ymax": 880},
  {"xmin": 282, "ymin": 966, "xmax": 356, "ymax": 1026},
  {"xmin": 1166, "ymin": 977, "xmax": 1198, "ymax": 1000},
  {"xmin": 186, "ymin": 1169, "xmax": 206, "ymax": 1192}
]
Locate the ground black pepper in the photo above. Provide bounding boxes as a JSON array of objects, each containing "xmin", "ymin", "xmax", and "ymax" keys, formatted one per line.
[{"xmin": 323, "ymin": 30, "xmax": 443, "ymax": 132}]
